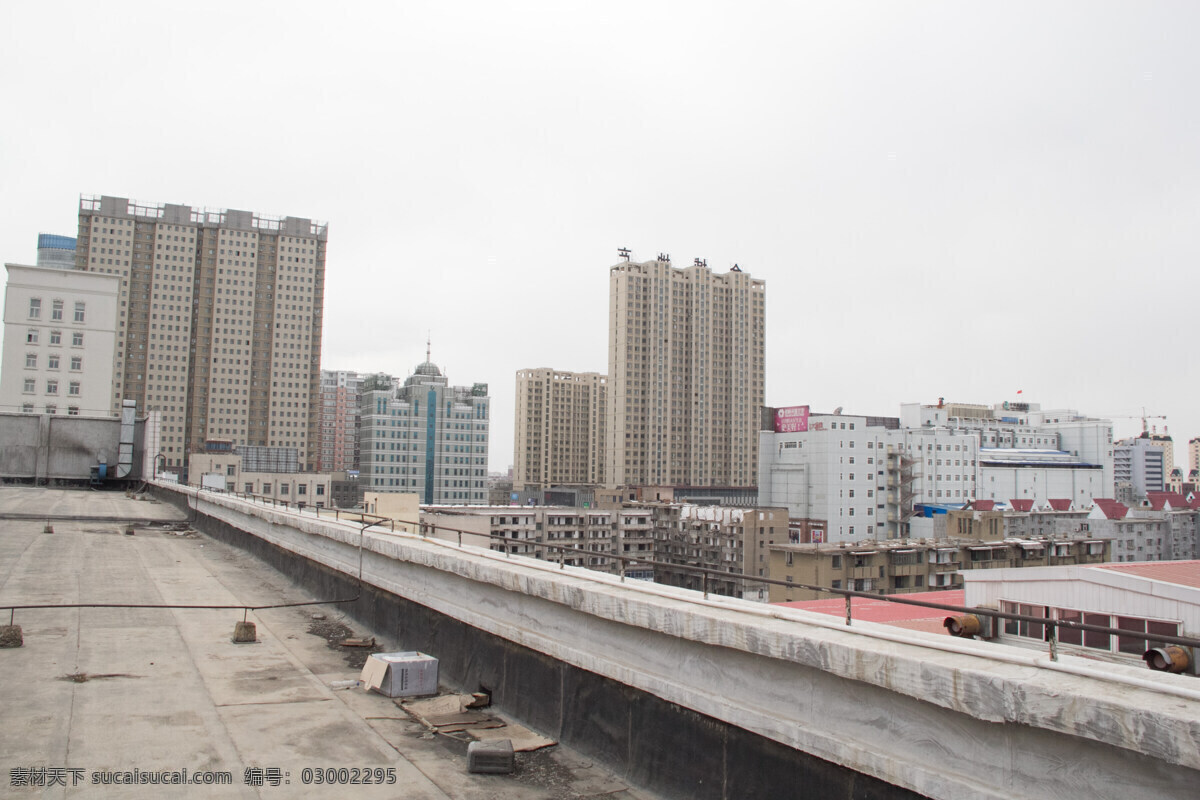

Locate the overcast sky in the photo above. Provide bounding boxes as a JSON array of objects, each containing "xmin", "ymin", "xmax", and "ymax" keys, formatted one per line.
[{"xmin": 2, "ymin": 2, "xmax": 1198, "ymax": 474}]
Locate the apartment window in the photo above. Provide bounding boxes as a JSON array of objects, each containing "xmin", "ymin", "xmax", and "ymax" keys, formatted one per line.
[
  {"xmin": 226, "ymin": 465, "xmax": 236, "ymax": 476},
  {"xmin": 1001, "ymin": 602, "xmax": 1047, "ymax": 639},
  {"xmin": 72, "ymin": 332, "xmax": 84, "ymax": 347},
  {"xmin": 48, "ymin": 355, "xmax": 59, "ymax": 370},
  {"xmin": 70, "ymin": 356, "xmax": 82, "ymax": 371},
  {"xmin": 29, "ymin": 298, "xmax": 41, "ymax": 319},
  {"xmin": 74, "ymin": 302, "xmax": 86, "ymax": 322},
  {"xmin": 262, "ymin": 482, "xmax": 272, "ymax": 493},
  {"xmin": 46, "ymin": 380, "xmax": 58, "ymax": 395},
  {"xmin": 45, "ymin": 404, "xmax": 57, "ymax": 415},
  {"xmin": 280, "ymin": 484, "xmax": 289, "ymax": 495},
  {"xmin": 23, "ymin": 378, "xmax": 35, "ymax": 393},
  {"xmin": 68, "ymin": 382, "xmax": 80, "ymax": 396},
  {"xmin": 316, "ymin": 484, "xmax": 325, "ymax": 496},
  {"xmin": 26, "ymin": 329, "xmax": 38, "ymax": 344},
  {"xmin": 67, "ymin": 406, "xmax": 79, "ymax": 416},
  {"xmin": 50, "ymin": 330, "xmax": 61, "ymax": 345},
  {"xmin": 297, "ymin": 484, "xmax": 307, "ymax": 495},
  {"xmin": 52, "ymin": 299, "xmax": 64, "ymax": 320},
  {"xmin": 25, "ymin": 354, "xmax": 37, "ymax": 368},
  {"xmin": 21, "ymin": 403, "xmax": 33, "ymax": 413}
]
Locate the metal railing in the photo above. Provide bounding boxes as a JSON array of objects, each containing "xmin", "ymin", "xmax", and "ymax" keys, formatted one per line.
[
  {"xmin": 36, "ymin": 483, "xmax": 1198, "ymax": 667},
  {"xmin": 414, "ymin": 519, "xmax": 1200, "ymax": 662},
  {"xmin": 196, "ymin": 486, "xmax": 404, "ymax": 532}
]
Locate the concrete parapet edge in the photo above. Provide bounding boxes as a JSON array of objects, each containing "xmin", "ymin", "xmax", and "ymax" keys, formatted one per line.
[{"xmin": 173, "ymin": 486, "xmax": 1200, "ymax": 799}]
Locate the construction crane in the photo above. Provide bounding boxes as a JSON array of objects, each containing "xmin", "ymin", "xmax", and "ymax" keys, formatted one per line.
[{"xmin": 1101, "ymin": 408, "xmax": 1167, "ymax": 436}]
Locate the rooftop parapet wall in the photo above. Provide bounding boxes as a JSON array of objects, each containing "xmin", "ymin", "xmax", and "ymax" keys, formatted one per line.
[{"xmin": 165, "ymin": 484, "xmax": 1200, "ymax": 800}]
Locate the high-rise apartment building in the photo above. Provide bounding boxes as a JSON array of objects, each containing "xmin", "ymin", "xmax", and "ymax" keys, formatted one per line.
[
  {"xmin": 359, "ymin": 356, "xmax": 490, "ymax": 504},
  {"xmin": 74, "ymin": 195, "xmax": 326, "ymax": 469},
  {"xmin": 513, "ymin": 368, "xmax": 607, "ymax": 490},
  {"xmin": 1189, "ymin": 437, "xmax": 1199, "ymax": 484},
  {"xmin": 607, "ymin": 257, "xmax": 765, "ymax": 489},
  {"xmin": 318, "ymin": 369, "xmax": 363, "ymax": 472}
]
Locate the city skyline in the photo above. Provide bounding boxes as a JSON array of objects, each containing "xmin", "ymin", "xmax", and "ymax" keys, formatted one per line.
[{"xmin": 2, "ymin": 3, "xmax": 1198, "ymax": 472}]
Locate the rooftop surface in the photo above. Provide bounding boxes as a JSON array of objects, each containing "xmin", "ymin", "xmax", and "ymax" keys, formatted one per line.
[
  {"xmin": 773, "ymin": 590, "xmax": 964, "ymax": 635},
  {"xmin": 0, "ymin": 488, "xmax": 654, "ymax": 799},
  {"xmin": 1092, "ymin": 559, "xmax": 1200, "ymax": 589}
]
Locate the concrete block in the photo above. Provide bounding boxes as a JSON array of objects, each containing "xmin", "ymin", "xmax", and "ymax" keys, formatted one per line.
[
  {"xmin": 0, "ymin": 625, "xmax": 23, "ymax": 648},
  {"xmin": 232, "ymin": 621, "xmax": 257, "ymax": 643},
  {"xmin": 467, "ymin": 739, "xmax": 514, "ymax": 774}
]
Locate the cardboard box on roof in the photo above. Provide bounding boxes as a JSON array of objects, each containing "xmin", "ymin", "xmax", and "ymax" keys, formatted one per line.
[{"xmin": 360, "ymin": 651, "xmax": 438, "ymax": 698}]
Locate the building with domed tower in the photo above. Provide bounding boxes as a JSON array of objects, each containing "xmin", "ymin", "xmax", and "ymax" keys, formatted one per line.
[{"xmin": 358, "ymin": 348, "xmax": 490, "ymax": 504}]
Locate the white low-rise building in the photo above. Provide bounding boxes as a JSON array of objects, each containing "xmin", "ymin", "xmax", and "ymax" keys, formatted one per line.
[
  {"xmin": 759, "ymin": 411, "xmax": 980, "ymax": 542},
  {"xmin": 188, "ymin": 450, "xmax": 332, "ymax": 506},
  {"xmin": 1, "ymin": 263, "xmax": 119, "ymax": 417},
  {"xmin": 963, "ymin": 560, "xmax": 1200, "ymax": 665},
  {"xmin": 976, "ymin": 448, "xmax": 1109, "ymax": 505},
  {"xmin": 761, "ymin": 401, "xmax": 1116, "ymax": 543}
]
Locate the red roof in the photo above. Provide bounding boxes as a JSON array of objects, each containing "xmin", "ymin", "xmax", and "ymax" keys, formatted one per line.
[
  {"xmin": 1092, "ymin": 498, "xmax": 1129, "ymax": 519},
  {"xmin": 1047, "ymin": 498, "xmax": 1072, "ymax": 511},
  {"xmin": 774, "ymin": 590, "xmax": 966, "ymax": 635},
  {"xmin": 1092, "ymin": 560, "xmax": 1200, "ymax": 589},
  {"xmin": 1145, "ymin": 491, "xmax": 1191, "ymax": 511},
  {"xmin": 969, "ymin": 500, "xmax": 995, "ymax": 511},
  {"xmin": 1010, "ymin": 499, "xmax": 1034, "ymax": 512}
]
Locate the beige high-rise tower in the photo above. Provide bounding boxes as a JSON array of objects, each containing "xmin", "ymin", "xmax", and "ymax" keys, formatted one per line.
[
  {"xmin": 514, "ymin": 368, "xmax": 607, "ymax": 490},
  {"xmin": 606, "ymin": 256, "xmax": 765, "ymax": 489},
  {"xmin": 75, "ymin": 195, "xmax": 326, "ymax": 470}
]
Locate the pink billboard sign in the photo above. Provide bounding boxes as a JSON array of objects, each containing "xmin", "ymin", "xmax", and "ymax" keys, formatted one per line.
[{"xmin": 774, "ymin": 405, "xmax": 809, "ymax": 433}]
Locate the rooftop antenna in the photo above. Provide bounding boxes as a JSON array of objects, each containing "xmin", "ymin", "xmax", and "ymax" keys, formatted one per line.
[
  {"xmin": 426, "ymin": 332, "xmax": 431, "ymax": 363},
  {"xmin": 617, "ymin": 247, "xmax": 631, "ymax": 262},
  {"xmin": 693, "ymin": 257, "xmax": 707, "ymax": 268},
  {"xmin": 657, "ymin": 252, "xmax": 671, "ymax": 263}
]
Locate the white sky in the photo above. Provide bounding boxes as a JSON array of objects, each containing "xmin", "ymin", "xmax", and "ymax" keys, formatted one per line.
[{"xmin": 2, "ymin": 2, "xmax": 1197, "ymax": 474}]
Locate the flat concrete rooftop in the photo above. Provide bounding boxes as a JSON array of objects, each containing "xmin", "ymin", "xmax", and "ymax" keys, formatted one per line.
[{"xmin": 0, "ymin": 488, "xmax": 655, "ymax": 799}]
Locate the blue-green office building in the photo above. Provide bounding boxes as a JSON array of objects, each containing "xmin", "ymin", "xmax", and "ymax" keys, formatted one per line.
[{"xmin": 359, "ymin": 358, "xmax": 489, "ymax": 504}]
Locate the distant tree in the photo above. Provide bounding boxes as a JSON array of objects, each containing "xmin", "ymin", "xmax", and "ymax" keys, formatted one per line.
[{"xmin": 363, "ymin": 372, "xmax": 394, "ymax": 392}]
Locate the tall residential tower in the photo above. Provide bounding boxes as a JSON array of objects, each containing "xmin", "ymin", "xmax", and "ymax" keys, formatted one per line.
[
  {"xmin": 74, "ymin": 195, "xmax": 326, "ymax": 469},
  {"xmin": 513, "ymin": 368, "xmax": 607, "ymax": 491},
  {"xmin": 606, "ymin": 257, "xmax": 765, "ymax": 489},
  {"xmin": 318, "ymin": 369, "xmax": 363, "ymax": 473}
]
